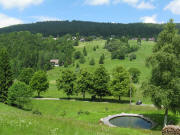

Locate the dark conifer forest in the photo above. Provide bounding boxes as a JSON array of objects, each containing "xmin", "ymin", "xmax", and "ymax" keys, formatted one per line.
[{"xmin": 0, "ymin": 20, "xmax": 180, "ymax": 38}]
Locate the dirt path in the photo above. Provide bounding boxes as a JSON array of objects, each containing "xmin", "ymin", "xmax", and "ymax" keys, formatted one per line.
[{"xmin": 33, "ymin": 98, "xmax": 155, "ymax": 107}]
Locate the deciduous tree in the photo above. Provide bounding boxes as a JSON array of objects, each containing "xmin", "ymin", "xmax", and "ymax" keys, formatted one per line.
[
  {"xmin": 143, "ymin": 19, "xmax": 180, "ymax": 126},
  {"xmin": 75, "ymin": 69, "xmax": 93, "ymax": 99},
  {"xmin": 30, "ymin": 71, "xmax": 49, "ymax": 97},
  {"xmin": 92, "ymin": 65, "xmax": 110, "ymax": 100},
  {"xmin": 56, "ymin": 69, "xmax": 76, "ymax": 98}
]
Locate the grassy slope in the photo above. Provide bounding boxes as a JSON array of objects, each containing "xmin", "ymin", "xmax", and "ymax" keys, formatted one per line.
[
  {"xmin": 42, "ymin": 40, "xmax": 154, "ymax": 103},
  {"xmin": 0, "ymin": 100, "xmax": 173, "ymax": 135},
  {"xmin": 0, "ymin": 100, "xmax": 179, "ymax": 135},
  {"xmin": 1, "ymin": 40, "xmax": 180, "ymax": 134}
]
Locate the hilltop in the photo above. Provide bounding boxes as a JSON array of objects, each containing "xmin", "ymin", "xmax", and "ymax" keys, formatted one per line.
[{"xmin": 0, "ymin": 20, "xmax": 167, "ymax": 37}]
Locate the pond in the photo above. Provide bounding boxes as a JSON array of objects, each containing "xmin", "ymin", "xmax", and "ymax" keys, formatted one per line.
[{"xmin": 109, "ymin": 116, "xmax": 152, "ymax": 129}]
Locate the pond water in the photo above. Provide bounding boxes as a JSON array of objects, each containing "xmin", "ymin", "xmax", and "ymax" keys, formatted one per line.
[{"xmin": 109, "ymin": 116, "xmax": 152, "ymax": 129}]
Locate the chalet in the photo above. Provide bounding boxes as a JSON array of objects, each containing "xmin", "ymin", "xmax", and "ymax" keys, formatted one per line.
[{"xmin": 50, "ymin": 59, "xmax": 59, "ymax": 67}]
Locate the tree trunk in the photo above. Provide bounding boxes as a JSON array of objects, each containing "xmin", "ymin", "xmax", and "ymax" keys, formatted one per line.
[
  {"xmin": 100, "ymin": 96, "xmax": 102, "ymax": 101},
  {"xmin": 38, "ymin": 91, "xmax": 40, "ymax": 97},
  {"xmin": 119, "ymin": 96, "xmax": 121, "ymax": 101},
  {"xmin": 83, "ymin": 91, "xmax": 85, "ymax": 100},
  {"xmin": 164, "ymin": 108, "xmax": 168, "ymax": 127}
]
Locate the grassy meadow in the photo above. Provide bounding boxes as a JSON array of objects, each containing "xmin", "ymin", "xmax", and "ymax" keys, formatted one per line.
[
  {"xmin": 1, "ymin": 39, "xmax": 180, "ymax": 135},
  {"xmin": 43, "ymin": 39, "xmax": 154, "ymax": 103}
]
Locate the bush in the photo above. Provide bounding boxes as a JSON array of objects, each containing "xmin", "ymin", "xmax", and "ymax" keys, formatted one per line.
[
  {"xmin": 74, "ymin": 51, "xmax": 82, "ymax": 59},
  {"xmin": 7, "ymin": 81, "xmax": 33, "ymax": 109},
  {"xmin": 79, "ymin": 55, "xmax": 86, "ymax": 64},
  {"xmin": 32, "ymin": 110, "xmax": 42, "ymax": 115},
  {"xmin": 111, "ymin": 50, "xmax": 125, "ymax": 60},
  {"xmin": 129, "ymin": 53, "xmax": 136, "ymax": 61},
  {"xmin": 128, "ymin": 68, "xmax": 141, "ymax": 83},
  {"xmin": 89, "ymin": 58, "xmax": 95, "ymax": 65},
  {"xmin": 93, "ymin": 46, "xmax": 96, "ymax": 51},
  {"xmin": 74, "ymin": 40, "xmax": 79, "ymax": 46}
]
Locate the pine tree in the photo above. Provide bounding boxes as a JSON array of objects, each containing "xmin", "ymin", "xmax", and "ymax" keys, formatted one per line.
[
  {"xmin": 83, "ymin": 47, "xmax": 87, "ymax": 56},
  {"xmin": 0, "ymin": 48, "xmax": 13, "ymax": 102},
  {"xmin": 99, "ymin": 55, "xmax": 104, "ymax": 64},
  {"xmin": 89, "ymin": 58, "xmax": 95, "ymax": 65}
]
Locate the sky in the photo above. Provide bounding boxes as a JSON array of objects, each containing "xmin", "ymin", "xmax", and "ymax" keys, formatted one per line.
[{"xmin": 0, "ymin": 0, "xmax": 180, "ymax": 28}]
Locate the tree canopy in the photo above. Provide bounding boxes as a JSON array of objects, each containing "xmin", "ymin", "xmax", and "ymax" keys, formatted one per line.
[
  {"xmin": 143, "ymin": 19, "xmax": 180, "ymax": 126},
  {"xmin": 0, "ymin": 21, "xmax": 172, "ymax": 38},
  {"xmin": 0, "ymin": 48, "xmax": 13, "ymax": 102},
  {"xmin": 30, "ymin": 70, "xmax": 49, "ymax": 97}
]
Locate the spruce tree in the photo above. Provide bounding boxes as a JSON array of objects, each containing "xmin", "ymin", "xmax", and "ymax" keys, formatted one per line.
[
  {"xmin": 99, "ymin": 54, "xmax": 105, "ymax": 64},
  {"xmin": 83, "ymin": 47, "xmax": 87, "ymax": 56},
  {"xmin": 0, "ymin": 48, "xmax": 13, "ymax": 102}
]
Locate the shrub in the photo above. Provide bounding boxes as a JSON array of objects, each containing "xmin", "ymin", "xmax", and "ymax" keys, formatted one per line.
[
  {"xmin": 129, "ymin": 53, "xmax": 136, "ymax": 61},
  {"xmin": 32, "ymin": 110, "xmax": 42, "ymax": 115},
  {"xmin": 89, "ymin": 58, "xmax": 95, "ymax": 65},
  {"xmin": 79, "ymin": 55, "xmax": 86, "ymax": 64},
  {"xmin": 7, "ymin": 81, "xmax": 33, "ymax": 109},
  {"xmin": 93, "ymin": 46, "xmax": 96, "ymax": 51},
  {"xmin": 74, "ymin": 51, "xmax": 82, "ymax": 59},
  {"xmin": 128, "ymin": 68, "xmax": 141, "ymax": 83}
]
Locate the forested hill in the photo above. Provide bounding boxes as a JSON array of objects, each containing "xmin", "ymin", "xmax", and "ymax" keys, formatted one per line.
[{"xmin": 0, "ymin": 20, "xmax": 180, "ymax": 38}]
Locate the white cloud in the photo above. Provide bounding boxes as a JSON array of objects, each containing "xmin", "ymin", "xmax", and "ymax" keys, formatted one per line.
[
  {"xmin": 136, "ymin": 1, "xmax": 155, "ymax": 9},
  {"xmin": 164, "ymin": 0, "xmax": 180, "ymax": 15},
  {"xmin": 0, "ymin": 13, "xmax": 23, "ymax": 28},
  {"xmin": 0, "ymin": 0, "xmax": 43, "ymax": 10},
  {"xmin": 31, "ymin": 16, "xmax": 61, "ymax": 22},
  {"xmin": 113, "ymin": 0, "xmax": 138, "ymax": 6},
  {"xmin": 140, "ymin": 14, "xmax": 157, "ymax": 23},
  {"xmin": 113, "ymin": 0, "xmax": 155, "ymax": 9},
  {"xmin": 85, "ymin": 0, "xmax": 110, "ymax": 6}
]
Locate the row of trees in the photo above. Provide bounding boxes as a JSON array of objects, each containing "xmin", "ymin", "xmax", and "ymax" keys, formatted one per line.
[
  {"xmin": 56, "ymin": 65, "xmax": 140, "ymax": 101},
  {"xmin": 0, "ymin": 48, "xmax": 49, "ymax": 109}
]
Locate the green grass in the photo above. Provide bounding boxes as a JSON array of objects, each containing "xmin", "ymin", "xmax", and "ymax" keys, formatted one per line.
[
  {"xmin": 1, "ymin": 100, "xmax": 179, "ymax": 135},
  {"xmin": 2, "ymin": 40, "xmax": 179, "ymax": 135},
  {"xmin": 42, "ymin": 40, "xmax": 154, "ymax": 103}
]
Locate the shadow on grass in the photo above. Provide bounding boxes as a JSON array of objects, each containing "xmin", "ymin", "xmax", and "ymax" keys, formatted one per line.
[
  {"xmin": 59, "ymin": 97, "xmax": 131, "ymax": 104},
  {"xmin": 141, "ymin": 113, "xmax": 180, "ymax": 131}
]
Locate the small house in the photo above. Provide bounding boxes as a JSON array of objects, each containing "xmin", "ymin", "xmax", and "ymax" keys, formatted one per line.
[{"xmin": 50, "ymin": 59, "xmax": 59, "ymax": 67}]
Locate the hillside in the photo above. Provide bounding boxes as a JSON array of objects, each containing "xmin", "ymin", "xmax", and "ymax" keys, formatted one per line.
[
  {"xmin": 42, "ymin": 39, "xmax": 154, "ymax": 103},
  {"xmin": 0, "ymin": 20, "xmax": 165, "ymax": 38}
]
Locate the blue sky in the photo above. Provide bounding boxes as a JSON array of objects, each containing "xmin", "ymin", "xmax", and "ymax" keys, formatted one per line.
[{"xmin": 0, "ymin": 0, "xmax": 180, "ymax": 28}]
